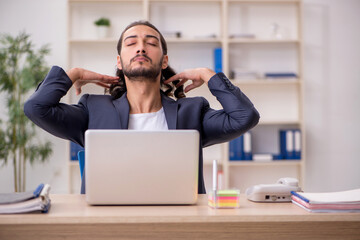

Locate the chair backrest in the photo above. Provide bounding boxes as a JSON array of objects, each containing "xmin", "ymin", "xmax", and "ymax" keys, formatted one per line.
[
  {"xmin": 78, "ymin": 150, "xmax": 86, "ymax": 194},
  {"xmin": 77, "ymin": 150, "xmax": 85, "ymax": 179}
]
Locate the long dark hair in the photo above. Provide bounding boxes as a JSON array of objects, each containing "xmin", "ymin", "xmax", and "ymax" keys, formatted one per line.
[{"xmin": 109, "ymin": 21, "xmax": 185, "ymax": 99}]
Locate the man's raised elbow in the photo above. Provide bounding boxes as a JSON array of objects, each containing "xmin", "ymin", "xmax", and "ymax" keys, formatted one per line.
[
  {"xmin": 246, "ymin": 107, "xmax": 260, "ymax": 130},
  {"xmin": 23, "ymin": 98, "xmax": 39, "ymax": 121}
]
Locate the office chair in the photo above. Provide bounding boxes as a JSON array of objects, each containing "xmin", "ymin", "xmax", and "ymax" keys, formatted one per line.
[{"xmin": 77, "ymin": 150, "xmax": 85, "ymax": 194}]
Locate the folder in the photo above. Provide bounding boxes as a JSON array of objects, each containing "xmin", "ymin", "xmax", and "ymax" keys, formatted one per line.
[
  {"xmin": 291, "ymin": 188, "xmax": 360, "ymax": 213},
  {"xmin": 0, "ymin": 184, "xmax": 51, "ymax": 214}
]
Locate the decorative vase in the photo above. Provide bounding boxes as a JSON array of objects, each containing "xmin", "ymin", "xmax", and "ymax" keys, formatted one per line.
[{"xmin": 96, "ymin": 26, "xmax": 109, "ymax": 39}]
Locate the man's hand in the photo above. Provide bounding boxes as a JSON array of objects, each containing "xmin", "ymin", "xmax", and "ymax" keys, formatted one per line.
[
  {"xmin": 67, "ymin": 68, "xmax": 119, "ymax": 95},
  {"xmin": 164, "ymin": 68, "xmax": 216, "ymax": 93}
]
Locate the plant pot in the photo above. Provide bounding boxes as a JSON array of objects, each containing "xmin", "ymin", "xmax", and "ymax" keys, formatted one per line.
[{"xmin": 96, "ymin": 26, "xmax": 110, "ymax": 39}]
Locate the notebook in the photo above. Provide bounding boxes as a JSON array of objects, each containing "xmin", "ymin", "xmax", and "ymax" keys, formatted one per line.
[{"xmin": 85, "ymin": 130, "xmax": 199, "ymax": 205}]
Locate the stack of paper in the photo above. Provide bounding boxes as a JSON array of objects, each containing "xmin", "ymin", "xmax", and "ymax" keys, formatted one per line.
[
  {"xmin": 0, "ymin": 183, "xmax": 51, "ymax": 214},
  {"xmin": 291, "ymin": 188, "xmax": 360, "ymax": 213},
  {"xmin": 208, "ymin": 189, "xmax": 240, "ymax": 208}
]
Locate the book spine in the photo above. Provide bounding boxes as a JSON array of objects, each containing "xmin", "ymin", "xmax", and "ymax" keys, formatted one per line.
[{"xmin": 265, "ymin": 72, "xmax": 297, "ymax": 78}]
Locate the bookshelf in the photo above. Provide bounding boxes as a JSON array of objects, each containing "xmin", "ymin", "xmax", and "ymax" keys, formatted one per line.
[{"xmin": 66, "ymin": 0, "xmax": 304, "ymax": 194}]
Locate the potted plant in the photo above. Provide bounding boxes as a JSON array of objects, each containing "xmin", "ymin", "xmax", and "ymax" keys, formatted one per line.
[
  {"xmin": 94, "ymin": 17, "xmax": 111, "ymax": 39},
  {"xmin": 0, "ymin": 32, "xmax": 52, "ymax": 192}
]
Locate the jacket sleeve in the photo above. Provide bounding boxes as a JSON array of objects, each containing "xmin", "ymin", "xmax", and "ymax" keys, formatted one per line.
[
  {"xmin": 24, "ymin": 66, "xmax": 88, "ymax": 146},
  {"xmin": 201, "ymin": 72, "xmax": 260, "ymax": 147}
]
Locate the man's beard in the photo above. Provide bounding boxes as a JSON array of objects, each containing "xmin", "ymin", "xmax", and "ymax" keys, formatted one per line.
[{"xmin": 121, "ymin": 55, "xmax": 163, "ymax": 82}]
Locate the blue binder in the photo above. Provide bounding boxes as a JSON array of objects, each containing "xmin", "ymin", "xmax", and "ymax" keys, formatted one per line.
[
  {"xmin": 214, "ymin": 48, "xmax": 222, "ymax": 73},
  {"xmin": 279, "ymin": 130, "xmax": 294, "ymax": 159},
  {"xmin": 293, "ymin": 129, "xmax": 301, "ymax": 159},
  {"xmin": 279, "ymin": 129, "xmax": 301, "ymax": 160},
  {"xmin": 229, "ymin": 132, "xmax": 252, "ymax": 161}
]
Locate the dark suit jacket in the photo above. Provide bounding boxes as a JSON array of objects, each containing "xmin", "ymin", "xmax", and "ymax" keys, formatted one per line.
[{"xmin": 24, "ymin": 66, "xmax": 260, "ymax": 194}]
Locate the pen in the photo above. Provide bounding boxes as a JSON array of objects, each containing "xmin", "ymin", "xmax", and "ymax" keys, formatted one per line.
[{"xmin": 213, "ymin": 159, "xmax": 217, "ymax": 208}]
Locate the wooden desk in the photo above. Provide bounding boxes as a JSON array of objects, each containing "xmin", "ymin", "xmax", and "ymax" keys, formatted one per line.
[{"xmin": 0, "ymin": 194, "xmax": 359, "ymax": 240}]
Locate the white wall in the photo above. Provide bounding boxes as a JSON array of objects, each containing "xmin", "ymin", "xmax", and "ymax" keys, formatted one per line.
[
  {"xmin": 0, "ymin": 0, "xmax": 69, "ymax": 193},
  {"xmin": 0, "ymin": 0, "xmax": 359, "ymax": 193},
  {"xmin": 303, "ymin": 0, "xmax": 360, "ymax": 191}
]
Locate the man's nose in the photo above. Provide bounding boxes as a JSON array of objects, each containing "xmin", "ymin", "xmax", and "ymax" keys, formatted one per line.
[{"xmin": 136, "ymin": 44, "xmax": 146, "ymax": 54}]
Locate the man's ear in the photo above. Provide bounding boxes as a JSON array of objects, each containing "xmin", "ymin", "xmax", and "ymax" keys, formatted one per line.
[
  {"xmin": 117, "ymin": 55, "xmax": 122, "ymax": 70},
  {"xmin": 162, "ymin": 55, "xmax": 168, "ymax": 69}
]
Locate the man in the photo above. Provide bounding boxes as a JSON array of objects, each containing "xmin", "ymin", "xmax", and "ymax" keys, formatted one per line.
[{"xmin": 24, "ymin": 21, "xmax": 260, "ymax": 194}]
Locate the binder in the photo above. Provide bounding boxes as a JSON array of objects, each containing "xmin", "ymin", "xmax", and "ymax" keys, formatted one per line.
[
  {"xmin": 229, "ymin": 132, "xmax": 252, "ymax": 161},
  {"xmin": 280, "ymin": 130, "xmax": 294, "ymax": 159},
  {"xmin": 213, "ymin": 48, "xmax": 222, "ymax": 73},
  {"xmin": 229, "ymin": 138, "xmax": 237, "ymax": 160},
  {"xmin": 243, "ymin": 132, "xmax": 252, "ymax": 160},
  {"xmin": 293, "ymin": 129, "xmax": 301, "ymax": 159},
  {"xmin": 229, "ymin": 136, "xmax": 243, "ymax": 160}
]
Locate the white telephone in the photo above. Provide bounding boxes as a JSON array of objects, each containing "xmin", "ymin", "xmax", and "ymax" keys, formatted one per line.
[{"xmin": 245, "ymin": 177, "xmax": 302, "ymax": 202}]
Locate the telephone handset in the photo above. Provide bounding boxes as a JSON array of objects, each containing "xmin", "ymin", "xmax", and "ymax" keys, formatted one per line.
[{"xmin": 246, "ymin": 177, "xmax": 302, "ymax": 202}]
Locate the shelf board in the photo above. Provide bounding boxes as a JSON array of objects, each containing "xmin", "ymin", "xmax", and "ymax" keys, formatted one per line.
[
  {"xmin": 258, "ymin": 119, "xmax": 301, "ymax": 125},
  {"xmin": 229, "ymin": 160, "xmax": 301, "ymax": 167},
  {"xmin": 69, "ymin": 161, "xmax": 79, "ymax": 167},
  {"xmin": 203, "ymin": 158, "xmax": 223, "ymax": 166},
  {"xmin": 69, "ymin": 38, "xmax": 299, "ymax": 44},
  {"xmin": 151, "ymin": 0, "xmax": 222, "ymax": 2},
  {"xmin": 69, "ymin": 39, "xmax": 117, "ymax": 44},
  {"xmin": 165, "ymin": 37, "xmax": 221, "ymax": 43},
  {"xmin": 69, "ymin": 38, "xmax": 222, "ymax": 44},
  {"xmin": 228, "ymin": 0, "xmax": 301, "ymax": 4},
  {"xmin": 231, "ymin": 79, "xmax": 300, "ymax": 85},
  {"xmin": 229, "ymin": 39, "xmax": 300, "ymax": 44},
  {"xmin": 69, "ymin": 0, "xmax": 142, "ymax": 2}
]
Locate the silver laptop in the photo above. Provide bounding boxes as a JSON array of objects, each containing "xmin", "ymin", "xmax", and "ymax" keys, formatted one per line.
[{"xmin": 85, "ymin": 130, "xmax": 199, "ymax": 205}]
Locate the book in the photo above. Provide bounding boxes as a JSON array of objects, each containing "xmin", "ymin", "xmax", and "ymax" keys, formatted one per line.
[
  {"xmin": 253, "ymin": 153, "xmax": 272, "ymax": 162},
  {"xmin": 0, "ymin": 184, "xmax": 51, "ymax": 214},
  {"xmin": 291, "ymin": 188, "xmax": 360, "ymax": 213},
  {"xmin": 229, "ymin": 33, "xmax": 256, "ymax": 39},
  {"xmin": 264, "ymin": 72, "xmax": 298, "ymax": 80},
  {"xmin": 230, "ymin": 68, "xmax": 259, "ymax": 80}
]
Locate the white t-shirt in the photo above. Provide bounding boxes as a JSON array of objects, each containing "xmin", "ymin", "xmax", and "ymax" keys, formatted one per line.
[{"xmin": 128, "ymin": 107, "xmax": 168, "ymax": 131}]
